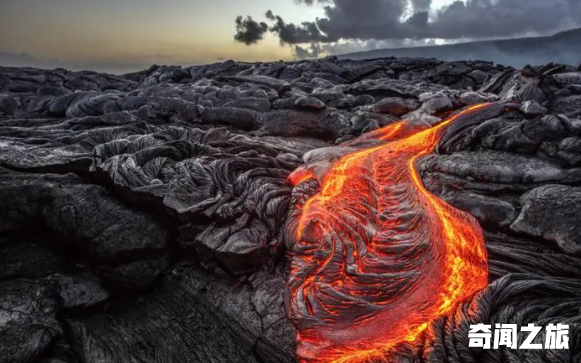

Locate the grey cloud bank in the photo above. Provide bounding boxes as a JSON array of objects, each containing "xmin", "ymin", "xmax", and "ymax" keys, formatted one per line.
[
  {"xmin": 339, "ymin": 28, "xmax": 581, "ymax": 69},
  {"xmin": 234, "ymin": 0, "xmax": 581, "ymax": 60}
]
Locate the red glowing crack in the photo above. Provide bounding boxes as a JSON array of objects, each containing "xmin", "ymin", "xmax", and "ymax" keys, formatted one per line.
[{"xmin": 287, "ymin": 104, "xmax": 491, "ymax": 363}]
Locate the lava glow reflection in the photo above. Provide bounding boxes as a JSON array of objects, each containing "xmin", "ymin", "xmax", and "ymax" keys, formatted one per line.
[{"xmin": 287, "ymin": 104, "xmax": 491, "ymax": 363}]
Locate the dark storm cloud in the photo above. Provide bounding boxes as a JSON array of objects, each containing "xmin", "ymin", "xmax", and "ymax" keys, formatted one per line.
[
  {"xmin": 426, "ymin": 0, "xmax": 575, "ymax": 39},
  {"xmin": 266, "ymin": 10, "xmax": 328, "ymax": 44},
  {"xmin": 234, "ymin": 16, "xmax": 269, "ymax": 45},
  {"xmin": 293, "ymin": 0, "xmax": 332, "ymax": 5},
  {"xmin": 236, "ymin": 0, "xmax": 581, "ymax": 46},
  {"xmin": 410, "ymin": 0, "xmax": 431, "ymax": 12},
  {"xmin": 293, "ymin": 43, "xmax": 324, "ymax": 59}
]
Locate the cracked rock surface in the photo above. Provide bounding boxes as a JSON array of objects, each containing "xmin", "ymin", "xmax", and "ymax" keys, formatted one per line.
[{"xmin": 1, "ymin": 56, "xmax": 581, "ymax": 362}]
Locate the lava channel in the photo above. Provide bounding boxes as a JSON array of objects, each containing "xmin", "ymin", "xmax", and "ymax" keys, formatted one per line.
[{"xmin": 286, "ymin": 104, "xmax": 495, "ymax": 363}]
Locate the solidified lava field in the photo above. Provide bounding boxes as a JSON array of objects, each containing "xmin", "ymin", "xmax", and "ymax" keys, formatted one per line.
[{"xmin": 1, "ymin": 57, "xmax": 581, "ymax": 363}]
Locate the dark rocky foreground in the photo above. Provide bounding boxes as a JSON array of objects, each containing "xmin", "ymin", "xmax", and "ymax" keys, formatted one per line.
[{"xmin": 1, "ymin": 56, "xmax": 581, "ymax": 363}]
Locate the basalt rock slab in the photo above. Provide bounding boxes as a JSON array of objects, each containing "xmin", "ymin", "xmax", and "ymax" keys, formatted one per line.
[
  {"xmin": 65, "ymin": 264, "xmax": 295, "ymax": 363},
  {"xmin": 372, "ymin": 97, "xmax": 410, "ymax": 116},
  {"xmin": 511, "ymin": 185, "xmax": 581, "ymax": 254},
  {"xmin": 0, "ymin": 279, "xmax": 61, "ymax": 363},
  {"xmin": 440, "ymin": 191, "xmax": 518, "ymax": 229},
  {"xmin": 0, "ymin": 171, "xmax": 170, "ymax": 290},
  {"xmin": 0, "ymin": 235, "xmax": 69, "ymax": 282},
  {"xmin": 423, "ymin": 151, "xmax": 581, "ymax": 184}
]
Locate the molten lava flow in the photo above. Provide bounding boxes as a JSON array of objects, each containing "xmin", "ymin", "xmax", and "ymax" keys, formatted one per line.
[{"xmin": 287, "ymin": 104, "xmax": 492, "ymax": 363}]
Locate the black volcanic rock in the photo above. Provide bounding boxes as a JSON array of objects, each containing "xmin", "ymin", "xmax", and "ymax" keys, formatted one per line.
[
  {"xmin": 0, "ymin": 279, "xmax": 60, "ymax": 363},
  {"xmin": 1, "ymin": 56, "xmax": 581, "ymax": 363},
  {"xmin": 372, "ymin": 97, "xmax": 409, "ymax": 116},
  {"xmin": 511, "ymin": 184, "xmax": 581, "ymax": 254}
]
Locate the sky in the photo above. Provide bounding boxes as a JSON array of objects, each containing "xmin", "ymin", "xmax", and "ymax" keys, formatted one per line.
[
  {"xmin": 0, "ymin": 0, "xmax": 578, "ymax": 72},
  {"xmin": 0, "ymin": 0, "xmax": 326, "ymax": 66}
]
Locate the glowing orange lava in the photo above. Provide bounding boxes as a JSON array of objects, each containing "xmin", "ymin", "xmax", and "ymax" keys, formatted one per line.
[{"xmin": 286, "ymin": 104, "xmax": 492, "ymax": 363}]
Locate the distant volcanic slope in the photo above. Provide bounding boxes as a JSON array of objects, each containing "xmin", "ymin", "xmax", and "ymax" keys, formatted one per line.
[{"xmin": 285, "ymin": 104, "xmax": 511, "ymax": 363}]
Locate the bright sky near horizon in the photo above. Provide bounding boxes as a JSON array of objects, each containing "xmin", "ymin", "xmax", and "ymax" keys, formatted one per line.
[{"xmin": 0, "ymin": 0, "xmax": 459, "ymax": 67}]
